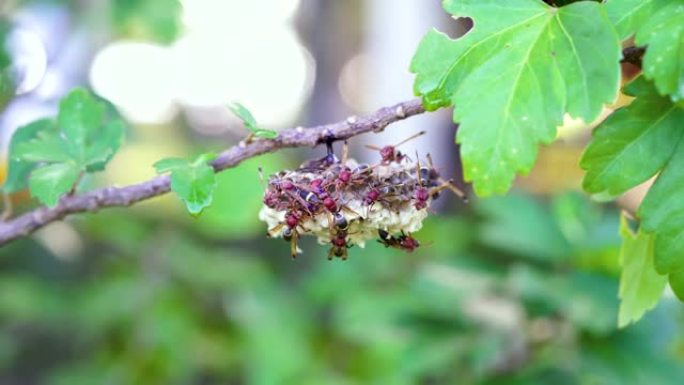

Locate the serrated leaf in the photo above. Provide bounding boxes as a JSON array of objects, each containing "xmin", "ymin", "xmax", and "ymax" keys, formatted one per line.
[
  {"xmin": 669, "ymin": 269, "xmax": 684, "ymax": 301},
  {"xmin": 28, "ymin": 163, "xmax": 81, "ymax": 207},
  {"xmin": 635, "ymin": 0, "xmax": 684, "ymax": 102},
  {"xmin": 154, "ymin": 153, "xmax": 217, "ymax": 215},
  {"xmin": 581, "ymin": 77, "xmax": 684, "ymax": 196},
  {"xmin": 410, "ymin": 0, "xmax": 621, "ymax": 196},
  {"xmin": 3, "ymin": 119, "xmax": 55, "ymax": 193},
  {"xmin": 9, "ymin": 89, "xmax": 126, "ymax": 205},
  {"xmin": 14, "ymin": 132, "xmax": 71, "ymax": 163},
  {"xmin": 154, "ymin": 157, "xmax": 189, "ymax": 173},
  {"xmin": 605, "ymin": 0, "xmax": 657, "ymax": 40},
  {"xmin": 617, "ymin": 215, "xmax": 667, "ymax": 328},
  {"xmin": 85, "ymin": 120, "xmax": 126, "ymax": 171}
]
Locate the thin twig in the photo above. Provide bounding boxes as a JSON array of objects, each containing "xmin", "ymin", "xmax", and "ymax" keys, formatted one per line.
[{"xmin": 0, "ymin": 99, "xmax": 426, "ymax": 247}]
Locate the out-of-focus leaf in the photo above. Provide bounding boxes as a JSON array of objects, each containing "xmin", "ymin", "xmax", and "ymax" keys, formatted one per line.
[
  {"xmin": 617, "ymin": 215, "xmax": 667, "ymax": 328},
  {"xmin": 410, "ymin": 0, "xmax": 620, "ymax": 195},
  {"xmin": 112, "ymin": 0, "xmax": 182, "ymax": 44},
  {"xmin": 561, "ymin": 272, "xmax": 619, "ymax": 335},
  {"xmin": 0, "ymin": 19, "xmax": 14, "ymax": 109},
  {"xmin": 477, "ymin": 194, "xmax": 571, "ymax": 262}
]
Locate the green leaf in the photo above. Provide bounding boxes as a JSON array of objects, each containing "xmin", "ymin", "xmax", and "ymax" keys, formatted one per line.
[
  {"xmin": 85, "ymin": 120, "xmax": 126, "ymax": 171},
  {"xmin": 639, "ymin": 152, "xmax": 684, "ymax": 275},
  {"xmin": 154, "ymin": 157, "xmax": 189, "ymax": 173},
  {"xmin": 228, "ymin": 102, "xmax": 278, "ymax": 139},
  {"xmin": 605, "ymin": 0, "xmax": 658, "ymax": 40},
  {"xmin": 635, "ymin": 0, "xmax": 684, "ymax": 102},
  {"xmin": 3, "ymin": 119, "xmax": 55, "ymax": 193},
  {"xmin": 617, "ymin": 215, "xmax": 667, "ymax": 328},
  {"xmin": 112, "ymin": 0, "xmax": 182, "ymax": 44},
  {"xmin": 28, "ymin": 163, "xmax": 81, "ymax": 207},
  {"xmin": 58, "ymin": 88, "xmax": 106, "ymax": 162},
  {"xmin": 154, "ymin": 153, "xmax": 217, "ymax": 215},
  {"xmin": 410, "ymin": 0, "xmax": 621, "ymax": 196},
  {"xmin": 14, "ymin": 132, "xmax": 71, "ymax": 163},
  {"xmin": 669, "ymin": 269, "xmax": 684, "ymax": 301},
  {"xmin": 581, "ymin": 77, "xmax": 684, "ymax": 196},
  {"xmin": 7, "ymin": 88, "xmax": 125, "ymax": 205}
]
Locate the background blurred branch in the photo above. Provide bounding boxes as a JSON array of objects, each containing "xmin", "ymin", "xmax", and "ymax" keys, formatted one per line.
[{"xmin": 0, "ymin": 99, "xmax": 426, "ymax": 247}]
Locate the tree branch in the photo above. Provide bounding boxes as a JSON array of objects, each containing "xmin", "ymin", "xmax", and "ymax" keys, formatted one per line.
[{"xmin": 0, "ymin": 99, "xmax": 427, "ymax": 247}]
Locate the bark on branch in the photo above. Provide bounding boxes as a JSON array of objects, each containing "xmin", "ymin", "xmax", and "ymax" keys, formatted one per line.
[{"xmin": 0, "ymin": 99, "xmax": 427, "ymax": 247}]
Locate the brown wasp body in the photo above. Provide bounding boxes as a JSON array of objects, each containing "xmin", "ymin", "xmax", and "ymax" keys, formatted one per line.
[
  {"xmin": 328, "ymin": 229, "xmax": 353, "ymax": 260},
  {"xmin": 377, "ymin": 229, "xmax": 420, "ymax": 252}
]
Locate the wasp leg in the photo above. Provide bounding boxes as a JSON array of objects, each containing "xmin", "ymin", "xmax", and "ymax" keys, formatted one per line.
[
  {"xmin": 394, "ymin": 130, "xmax": 426, "ymax": 147},
  {"xmin": 432, "ymin": 179, "xmax": 468, "ymax": 202},
  {"xmin": 290, "ymin": 230, "xmax": 299, "ymax": 259},
  {"xmin": 267, "ymin": 223, "xmax": 285, "ymax": 238}
]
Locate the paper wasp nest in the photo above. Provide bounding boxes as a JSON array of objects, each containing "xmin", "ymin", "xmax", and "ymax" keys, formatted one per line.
[{"xmin": 258, "ymin": 136, "xmax": 465, "ymax": 260}]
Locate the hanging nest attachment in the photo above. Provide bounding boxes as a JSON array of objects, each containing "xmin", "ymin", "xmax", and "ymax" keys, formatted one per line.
[{"xmin": 258, "ymin": 133, "xmax": 467, "ymax": 260}]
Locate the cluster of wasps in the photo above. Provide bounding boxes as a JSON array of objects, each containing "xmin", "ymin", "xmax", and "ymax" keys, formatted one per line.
[{"xmin": 258, "ymin": 132, "xmax": 467, "ymax": 260}]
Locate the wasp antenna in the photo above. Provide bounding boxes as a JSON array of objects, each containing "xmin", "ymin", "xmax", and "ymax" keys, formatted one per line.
[
  {"xmin": 415, "ymin": 151, "xmax": 423, "ymax": 185},
  {"xmin": 426, "ymin": 153, "xmax": 435, "ymax": 169},
  {"xmin": 394, "ymin": 130, "xmax": 426, "ymax": 148},
  {"xmin": 436, "ymin": 178, "xmax": 468, "ymax": 201},
  {"xmin": 364, "ymin": 144, "xmax": 382, "ymax": 151}
]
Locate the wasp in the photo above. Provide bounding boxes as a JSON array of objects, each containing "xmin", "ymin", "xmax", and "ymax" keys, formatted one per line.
[
  {"xmin": 267, "ymin": 209, "xmax": 309, "ymax": 259},
  {"xmin": 412, "ymin": 153, "xmax": 467, "ymax": 210},
  {"xmin": 365, "ymin": 131, "xmax": 426, "ymax": 165},
  {"xmin": 377, "ymin": 229, "xmax": 420, "ymax": 252},
  {"xmin": 328, "ymin": 228, "xmax": 353, "ymax": 260}
]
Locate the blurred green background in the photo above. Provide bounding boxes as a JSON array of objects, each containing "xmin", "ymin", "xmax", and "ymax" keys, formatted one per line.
[{"xmin": 0, "ymin": 1, "xmax": 683, "ymax": 384}]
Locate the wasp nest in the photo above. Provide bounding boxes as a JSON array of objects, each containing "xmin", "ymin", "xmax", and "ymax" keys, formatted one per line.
[{"xmin": 258, "ymin": 136, "xmax": 466, "ymax": 260}]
